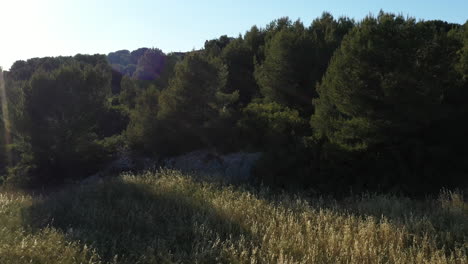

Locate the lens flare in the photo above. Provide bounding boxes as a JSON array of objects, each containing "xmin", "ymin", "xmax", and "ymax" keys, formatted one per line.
[{"xmin": 0, "ymin": 69, "xmax": 12, "ymax": 166}]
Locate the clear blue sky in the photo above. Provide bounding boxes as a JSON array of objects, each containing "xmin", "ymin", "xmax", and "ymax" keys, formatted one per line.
[{"xmin": 1, "ymin": 0, "xmax": 467, "ymax": 70}]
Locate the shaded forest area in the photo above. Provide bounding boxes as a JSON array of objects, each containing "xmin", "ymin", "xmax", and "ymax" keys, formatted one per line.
[{"xmin": 1, "ymin": 12, "xmax": 468, "ymax": 195}]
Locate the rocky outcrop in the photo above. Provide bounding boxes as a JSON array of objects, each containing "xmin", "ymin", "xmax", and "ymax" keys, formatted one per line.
[
  {"xmin": 81, "ymin": 149, "xmax": 262, "ymax": 185},
  {"xmin": 163, "ymin": 150, "xmax": 262, "ymax": 183}
]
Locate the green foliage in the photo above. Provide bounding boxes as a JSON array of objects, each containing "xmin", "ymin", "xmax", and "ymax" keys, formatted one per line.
[
  {"xmin": 221, "ymin": 38, "xmax": 259, "ymax": 105},
  {"xmin": 311, "ymin": 12, "xmax": 467, "ymax": 191},
  {"xmin": 244, "ymin": 25, "xmax": 266, "ymax": 62},
  {"xmin": 23, "ymin": 64, "xmax": 112, "ymax": 182},
  {"xmin": 238, "ymin": 102, "xmax": 308, "ymax": 150},
  {"xmin": 0, "ymin": 68, "xmax": 7, "ymax": 175},
  {"xmin": 204, "ymin": 35, "xmax": 234, "ymax": 57},
  {"xmin": 459, "ymin": 22, "xmax": 468, "ymax": 79},
  {"xmin": 119, "ymin": 75, "xmax": 140, "ymax": 109},
  {"xmin": 1, "ymin": 55, "xmax": 131, "ymax": 185},
  {"xmin": 132, "ymin": 48, "xmax": 166, "ymax": 81},
  {"xmin": 97, "ymin": 103, "xmax": 129, "ymax": 138},
  {"xmin": 154, "ymin": 52, "xmax": 183, "ymax": 89},
  {"xmin": 109, "ymin": 48, "xmax": 182, "ymax": 94},
  {"xmin": 108, "ymin": 49, "xmax": 131, "ymax": 66},
  {"xmin": 1, "ymin": 139, "xmax": 34, "ymax": 187},
  {"xmin": 155, "ymin": 53, "xmax": 237, "ymax": 155},
  {"xmin": 126, "ymin": 86, "xmax": 161, "ymax": 155},
  {"xmin": 313, "ymin": 14, "xmax": 462, "ymax": 150},
  {"xmin": 74, "ymin": 54, "xmax": 108, "ymax": 65},
  {"xmin": 107, "ymin": 48, "xmax": 149, "ymax": 77},
  {"xmin": 255, "ymin": 19, "xmax": 316, "ymax": 112},
  {"xmin": 309, "ymin": 13, "xmax": 355, "ymax": 86},
  {"xmin": 238, "ymin": 102, "xmax": 313, "ymax": 189},
  {"xmin": 1, "ymin": 12, "xmax": 467, "ymax": 194},
  {"xmin": 126, "ymin": 51, "xmax": 239, "ymax": 156},
  {"xmin": 255, "ymin": 14, "xmax": 353, "ymax": 114}
]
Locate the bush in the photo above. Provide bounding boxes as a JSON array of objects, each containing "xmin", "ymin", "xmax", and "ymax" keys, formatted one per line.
[{"xmin": 238, "ymin": 102, "xmax": 309, "ymax": 150}]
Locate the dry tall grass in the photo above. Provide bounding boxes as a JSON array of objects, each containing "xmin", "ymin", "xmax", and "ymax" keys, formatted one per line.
[{"xmin": 0, "ymin": 170, "xmax": 467, "ymax": 263}]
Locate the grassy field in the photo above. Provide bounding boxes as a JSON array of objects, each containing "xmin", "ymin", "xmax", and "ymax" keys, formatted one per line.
[{"xmin": 0, "ymin": 170, "xmax": 467, "ymax": 264}]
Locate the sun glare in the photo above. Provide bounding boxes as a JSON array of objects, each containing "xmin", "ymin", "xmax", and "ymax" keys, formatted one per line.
[{"xmin": 0, "ymin": 69, "xmax": 11, "ymax": 166}]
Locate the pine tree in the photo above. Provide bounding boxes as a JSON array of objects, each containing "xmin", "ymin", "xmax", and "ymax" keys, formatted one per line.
[
  {"xmin": 255, "ymin": 19, "xmax": 315, "ymax": 113},
  {"xmin": 311, "ymin": 12, "xmax": 466, "ymax": 191},
  {"xmin": 155, "ymin": 53, "xmax": 237, "ymax": 154}
]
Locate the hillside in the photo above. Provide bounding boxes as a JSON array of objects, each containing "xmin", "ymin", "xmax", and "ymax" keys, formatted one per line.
[
  {"xmin": 1, "ymin": 170, "xmax": 466, "ymax": 264},
  {"xmin": 2, "ymin": 13, "xmax": 468, "ymax": 194}
]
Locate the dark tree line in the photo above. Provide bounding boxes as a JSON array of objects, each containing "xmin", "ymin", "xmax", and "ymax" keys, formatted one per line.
[{"xmin": 1, "ymin": 12, "xmax": 467, "ymax": 194}]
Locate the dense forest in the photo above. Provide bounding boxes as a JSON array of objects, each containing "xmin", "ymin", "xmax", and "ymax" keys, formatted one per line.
[{"xmin": 1, "ymin": 11, "xmax": 468, "ymax": 195}]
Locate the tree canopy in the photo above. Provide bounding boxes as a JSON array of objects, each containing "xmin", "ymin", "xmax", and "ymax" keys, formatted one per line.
[{"xmin": 1, "ymin": 12, "xmax": 467, "ymax": 194}]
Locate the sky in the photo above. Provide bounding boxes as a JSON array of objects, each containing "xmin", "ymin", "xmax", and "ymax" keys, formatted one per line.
[{"xmin": 1, "ymin": 0, "xmax": 467, "ymax": 70}]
